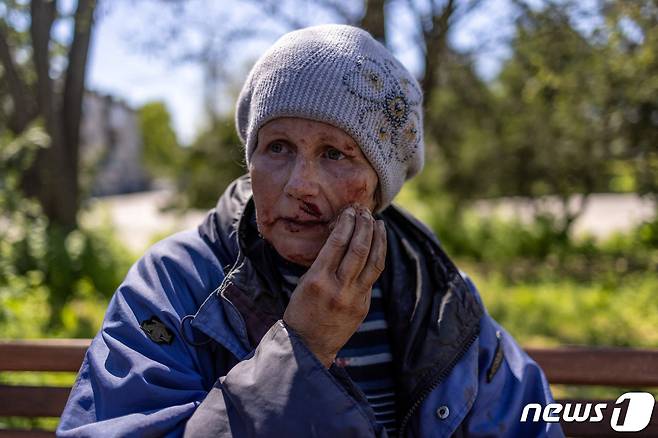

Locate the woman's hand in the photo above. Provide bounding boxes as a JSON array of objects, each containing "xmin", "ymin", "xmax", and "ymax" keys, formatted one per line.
[{"xmin": 282, "ymin": 206, "xmax": 387, "ymax": 368}]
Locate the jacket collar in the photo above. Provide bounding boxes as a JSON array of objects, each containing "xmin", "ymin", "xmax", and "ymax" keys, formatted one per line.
[{"xmin": 196, "ymin": 174, "xmax": 484, "ymax": 415}]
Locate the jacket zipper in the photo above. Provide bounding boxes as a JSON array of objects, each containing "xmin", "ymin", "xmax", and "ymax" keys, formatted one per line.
[{"xmin": 398, "ymin": 331, "xmax": 479, "ymax": 436}]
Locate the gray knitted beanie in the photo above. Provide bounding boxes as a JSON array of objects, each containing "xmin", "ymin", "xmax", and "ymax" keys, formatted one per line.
[{"xmin": 236, "ymin": 24, "xmax": 424, "ymax": 212}]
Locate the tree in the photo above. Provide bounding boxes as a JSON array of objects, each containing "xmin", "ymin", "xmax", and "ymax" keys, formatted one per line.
[
  {"xmin": 493, "ymin": 0, "xmax": 658, "ymax": 224},
  {"xmin": 421, "ymin": 47, "xmax": 498, "ymax": 207},
  {"xmin": 178, "ymin": 117, "xmax": 246, "ymax": 209},
  {"xmin": 130, "ymin": 0, "xmax": 487, "ymax": 118},
  {"xmin": 0, "ymin": 0, "xmax": 98, "ymax": 230},
  {"xmin": 360, "ymin": 0, "xmax": 387, "ymax": 43},
  {"xmin": 138, "ymin": 101, "xmax": 182, "ymax": 179},
  {"xmin": 598, "ymin": 0, "xmax": 658, "ymax": 203},
  {"xmin": 0, "ymin": 124, "xmax": 130, "ymax": 330},
  {"xmin": 496, "ymin": 3, "xmax": 610, "ymax": 200}
]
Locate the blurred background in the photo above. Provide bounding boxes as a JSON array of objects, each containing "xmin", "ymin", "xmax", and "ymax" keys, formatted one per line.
[{"xmin": 0, "ymin": 0, "xmax": 656, "ymax": 389}]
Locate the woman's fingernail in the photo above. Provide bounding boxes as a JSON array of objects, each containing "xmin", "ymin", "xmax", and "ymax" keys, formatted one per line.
[
  {"xmin": 341, "ymin": 207, "xmax": 355, "ymax": 226},
  {"xmin": 336, "ymin": 208, "xmax": 355, "ymax": 239}
]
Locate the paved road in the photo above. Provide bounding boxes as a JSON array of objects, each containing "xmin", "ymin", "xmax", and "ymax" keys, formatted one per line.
[
  {"xmin": 81, "ymin": 190, "xmax": 207, "ymax": 253},
  {"xmin": 473, "ymin": 193, "xmax": 655, "ymax": 239}
]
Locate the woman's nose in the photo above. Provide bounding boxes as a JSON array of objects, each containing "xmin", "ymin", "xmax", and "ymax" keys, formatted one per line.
[{"xmin": 284, "ymin": 158, "xmax": 320, "ymax": 200}]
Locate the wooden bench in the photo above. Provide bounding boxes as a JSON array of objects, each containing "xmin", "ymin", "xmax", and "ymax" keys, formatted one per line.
[{"xmin": 1, "ymin": 340, "xmax": 657, "ymax": 437}]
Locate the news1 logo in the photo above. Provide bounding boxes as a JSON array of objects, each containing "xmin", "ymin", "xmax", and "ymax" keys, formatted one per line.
[{"xmin": 520, "ymin": 392, "xmax": 656, "ymax": 432}]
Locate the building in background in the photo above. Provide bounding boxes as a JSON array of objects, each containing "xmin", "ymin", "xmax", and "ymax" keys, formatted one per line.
[{"xmin": 80, "ymin": 91, "xmax": 150, "ymax": 196}]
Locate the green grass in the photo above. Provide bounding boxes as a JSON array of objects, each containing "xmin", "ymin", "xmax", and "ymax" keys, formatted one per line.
[
  {"xmin": 0, "ymin": 417, "xmax": 60, "ymax": 432},
  {"xmin": 466, "ymin": 268, "xmax": 658, "ymax": 348},
  {"xmin": 0, "ymin": 371, "xmax": 77, "ymax": 387},
  {"xmin": 0, "ymin": 283, "xmax": 107, "ymax": 339}
]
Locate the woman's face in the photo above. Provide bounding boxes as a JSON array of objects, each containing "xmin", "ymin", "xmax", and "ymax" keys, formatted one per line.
[{"xmin": 250, "ymin": 117, "xmax": 379, "ymax": 267}]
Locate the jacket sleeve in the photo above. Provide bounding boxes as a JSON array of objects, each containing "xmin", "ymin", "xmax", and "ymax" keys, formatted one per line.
[
  {"xmin": 57, "ymin": 234, "xmax": 223, "ymax": 437},
  {"xmin": 461, "ymin": 276, "xmax": 565, "ymax": 438},
  {"xmin": 184, "ymin": 320, "xmax": 386, "ymax": 437},
  {"xmin": 57, "ymin": 235, "xmax": 385, "ymax": 437}
]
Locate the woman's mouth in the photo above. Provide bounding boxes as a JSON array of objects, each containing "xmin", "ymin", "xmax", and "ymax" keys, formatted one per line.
[
  {"xmin": 300, "ymin": 201, "xmax": 322, "ymax": 217},
  {"xmin": 280, "ymin": 218, "xmax": 328, "ymax": 233}
]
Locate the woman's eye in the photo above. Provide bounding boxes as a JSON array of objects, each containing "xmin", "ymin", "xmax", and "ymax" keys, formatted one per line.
[
  {"xmin": 268, "ymin": 142, "xmax": 284, "ymax": 153},
  {"xmin": 325, "ymin": 148, "xmax": 345, "ymax": 161}
]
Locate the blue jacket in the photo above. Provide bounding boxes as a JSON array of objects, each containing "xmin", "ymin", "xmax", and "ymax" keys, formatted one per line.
[{"xmin": 58, "ymin": 176, "xmax": 564, "ymax": 437}]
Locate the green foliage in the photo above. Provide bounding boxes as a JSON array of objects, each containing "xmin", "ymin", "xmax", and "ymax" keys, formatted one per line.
[
  {"xmin": 409, "ymin": 198, "xmax": 658, "ymax": 284},
  {"xmin": 0, "ymin": 127, "xmax": 133, "ymax": 337},
  {"xmin": 0, "ymin": 416, "xmax": 60, "ymax": 433},
  {"xmin": 399, "ymin": 180, "xmax": 658, "ymax": 354},
  {"xmin": 401, "ymin": 1, "xmax": 658, "ymax": 354},
  {"xmin": 600, "ymin": 1, "xmax": 658, "ymax": 197},
  {"xmin": 418, "ymin": 0, "xmax": 658, "ymax": 236},
  {"xmin": 474, "ymin": 271, "xmax": 658, "ymax": 348},
  {"xmin": 421, "ymin": 50, "xmax": 499, "ymax": 203},
  {"xmin": 0, "ymin": 215, "xmax": 131, "ymax": 337},
  {"xmin": 138, "ymin": 101, "xmax": 183, "ymax": 178},
  {"xmin": 177, "ymin": 117, "xmax": 246, "ymax": 209},
  {"xmin": 494, "ymin": 4, "xmax": 611, "ymax": 199},
  {"xmin": 399, "ymin": 170, "xmax": 658, "ymax": 286}
]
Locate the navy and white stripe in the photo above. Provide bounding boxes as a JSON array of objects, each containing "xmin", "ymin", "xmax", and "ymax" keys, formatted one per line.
[{"xmin": 276, "ymin": 259, "xmax": 399, "ymax": 436}]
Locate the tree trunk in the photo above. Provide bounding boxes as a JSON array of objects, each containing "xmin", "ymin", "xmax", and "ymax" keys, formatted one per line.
[
  {"xmin": 25, "ymin": 0, "xmax": 72, "ymax": 228},
  {"xmin": 421, "ymin": 0, "xmax": 456, "ymax": 107},
  {"xmin": 0, "ymin": 23, "xmax": 36, "ymax": 133},
  {"xmin": 21, "ymin": 0, "xmax": 97, "ymax": 231},
  {"xmin": 360, "ymin": 0, "xmax": 387, "ymax": 44}
]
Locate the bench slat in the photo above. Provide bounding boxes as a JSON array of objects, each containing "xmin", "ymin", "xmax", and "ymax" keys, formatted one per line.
[
  {"xmin": 0, "ymin": 340, "xmax": 89, "ymax": 372},
  {"xmin": 2, "ymin": 340, "xmax": 658, "ymax": 437},
  {"xmin": 0, "ymin": 385, "xmax": 71, "ymax": 417},
  {"xmin": 1, "ymin": 341, "xmax": 657, "ymax": 386},
  {"xmin": 527, "ymin": 347, "xmax": 658, "ymax": 386}
]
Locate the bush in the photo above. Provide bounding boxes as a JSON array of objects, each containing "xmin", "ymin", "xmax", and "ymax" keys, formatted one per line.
[
  {"xmin": 0, "ymin": 127, "xmax": 134, "ymax": 338},
  {"xmin": 177, "ymin": 117, "xmax": 246, "ymax": 209},
  {"xmin": 396, "ymin": 183, "xmax": 657, "ymax": 284},
  {"xmin": 470, "ymin": 270, "xmax": 658, "ymax": 348},
  {"xmin": 0, "ymin": 219, "xmax": 133, "ymax": 338}
]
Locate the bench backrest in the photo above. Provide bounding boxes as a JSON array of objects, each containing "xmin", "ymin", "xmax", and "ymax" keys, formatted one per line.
[{"xmin": 1, "ymin": 340, "xmax": 657, "ymax": 437}]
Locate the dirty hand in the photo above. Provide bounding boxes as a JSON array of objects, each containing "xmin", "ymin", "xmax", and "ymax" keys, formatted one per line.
[{"xmin": 282, "ymin": 206, "xmax": 387, "ymax": 368}]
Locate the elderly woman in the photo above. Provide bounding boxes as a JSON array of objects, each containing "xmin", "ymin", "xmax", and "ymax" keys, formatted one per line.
[{"xmin": 58, "ymin": 25, "xmax": 562, "ymax": 437}]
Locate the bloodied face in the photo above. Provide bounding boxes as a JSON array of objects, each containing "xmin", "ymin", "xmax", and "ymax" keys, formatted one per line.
[{"xmin": 250, "ymin": 117, "xmax": 379, "ymax": 267}]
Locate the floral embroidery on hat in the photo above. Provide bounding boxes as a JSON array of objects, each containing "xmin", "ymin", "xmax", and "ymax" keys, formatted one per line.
[
  {"xmin": 342, "ymin": 57, "xmax": 392, "ymax": 101},
  {"xmin": 384, "ymin": 93, "xmax": 409, "ymax": 127},
  {"xmin": 343, "ymin": 56, "xmax": 422, "ymax": 164}
]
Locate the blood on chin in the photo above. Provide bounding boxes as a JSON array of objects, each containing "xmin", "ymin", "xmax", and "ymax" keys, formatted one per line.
[
  {"xmin": 276, "ymin": 242, "xmax": 322, "ymax": 267},
  {"xmin": 271, "ymin": 228, "xmax": 326, "ymax": 266}
]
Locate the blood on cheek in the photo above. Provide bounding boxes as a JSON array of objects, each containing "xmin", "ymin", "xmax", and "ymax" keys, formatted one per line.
[
  {"xmin": 338, "ymin": 175, "xmax": 376, "ymax": 208},
  {"xmin": 317, "ymin": 161, "xmax": 378, "ymax": 220},
  {"xmin": 345, "ymin": 182, "xmax": 369, "ymax": 202}
]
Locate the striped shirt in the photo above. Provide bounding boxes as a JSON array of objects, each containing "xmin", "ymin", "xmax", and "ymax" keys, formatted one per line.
[{"xmin": 275, "ymin": 256, "xmax": 399, "ymax": 436}]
